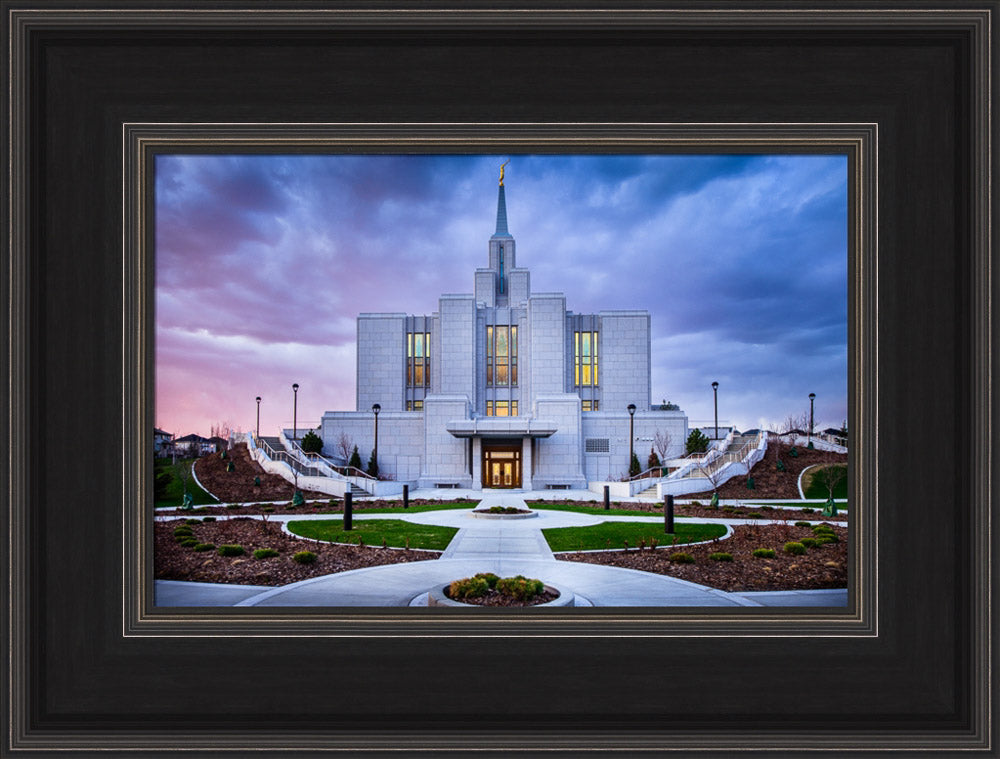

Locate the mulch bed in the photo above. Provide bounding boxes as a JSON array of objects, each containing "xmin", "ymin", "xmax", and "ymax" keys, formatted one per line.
[
  {"xmin": 155, "ymin": 518, "xmax": 438, "ymax": 586},
  {"xmin": 674, "ymin": 502, "xmax": 847, "ymax": 522},
  {"xmin": 559, "ymin": 523, "xmax": 848, "ymax": 592},
  {"xmin": 685, "ymin": 443, "xmax": 847, "ymax": 500},
  {"xmin": 445, "ymin": 588, "xmax": 560, "ymax": 607},
  {"xmin": 192, "ymin": 443, "xmax": 329, "ymax": 503}
]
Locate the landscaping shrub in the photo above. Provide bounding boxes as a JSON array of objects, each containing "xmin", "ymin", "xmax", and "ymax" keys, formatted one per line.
[
  {"xmin": 184, "ymin": 518, "xmax": 200, "ymax": 525},
  {"xmin": 800, "ymin": 507, "xmax": 815, "ymax": 513},
  {"xmin": 709, "ymin": 552, "xmax": 733, "ymax": 562},
  {"xmin": 253, "ymin": 548, "xmax": 280, "ymax": 559},
  {"xmin": 800, "ymin": 538, "xmax": 818, "ymax": 548},
  {"xmin": 784, "ymin": 541, "xmax": 807, "ymax": 555},
  {"xmin": 474, "ymin": 572, "xmax": 500, "ymax": 589},
  {"xmin": 179, "ymin": 538, "xmax": 199, "ymax": 548},
  {"xmin": 449, "ymin": 576, "xmax": 489, "ymax": 599},
  {"xmin": 685, "ymin": 429, "xmax": 710, "ymax": 455},
  {"xmin": 300, "ymin": 430, "xmax": 323, "ymax": 454},
  {"xmin": 202, "ymin": 516, "xmax": 216, "ymax": 522},
  {"xmin": 348, "ymin": 444, "xmax": 363, "ymax": 470},
  {"xmin": 794, "ymin": 521, "xmax": 812, "ymax": 527},
  {"xmin": 813, "ymin": 523, "xmax": 836, "ymax": 533},
  {"xmin": 225, "ymin": 503, "xmax": 241, "ymax": 510},
  {"xmin": 217, "ymin": 544, "xmax": 245, "ymax": 557},
  {"xmin": 670, "ymin": 552, "xmax": 695, "ymax": 563},
  {"xmin": 193, "ymin": 543, "xmax": 214, "ymax": 551},
  {"xmin": 496, "ymin": 575, "xmax": 545, "ymax": 601},
  {"xmin": 172, "ymin": 526, "xmax": 194, "ymax": 537},
  {"xmin": 760, "ymin": 505, "xmax": 774, "ymax": 512},
  {"xmin": 263, "ymin": 507, "xmax": 275, "ymax": 513},
  {"xmin": 752, "ymin": 548, "xmax": 776, "ymax": 558},
  {"xmin": 292, "ymin": 551, "xmax": 317, "ymax": 564}
]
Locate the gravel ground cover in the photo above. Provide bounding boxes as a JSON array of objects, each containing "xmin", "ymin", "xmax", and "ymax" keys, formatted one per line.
[
  {"xmin": 559, "ymin": 522, "xmax": 847, "ymax": 592},
  {"xmin": 155, "ymin": 517, "xmax": 438, "ymax": 586}
]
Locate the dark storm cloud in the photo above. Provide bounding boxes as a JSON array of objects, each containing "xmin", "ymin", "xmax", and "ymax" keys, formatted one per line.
[{"xmin": 156, "ymin": 153, "xmax": 848, "ymax": 436}]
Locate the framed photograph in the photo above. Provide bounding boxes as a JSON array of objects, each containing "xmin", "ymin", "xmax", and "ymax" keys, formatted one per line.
[{"xmin": 5, "ymin": 3, "xmax": 994, "ymax": 756}]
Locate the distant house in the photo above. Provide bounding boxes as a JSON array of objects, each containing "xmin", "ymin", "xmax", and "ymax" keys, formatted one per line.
[
  {"xmin": 153, "ymin": 428, "xmax": 173, "ymax": 456},
  {"xmin": 174, "ymin": 433, "xmax": 215, "ymax": 456},
  {"xmin": 208, "ymin": 435, "xmax": 228, "ymax": 452}
]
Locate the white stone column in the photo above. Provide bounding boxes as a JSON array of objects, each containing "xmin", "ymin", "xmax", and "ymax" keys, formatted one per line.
[
  {"xmin": 521, "ymin": 436, "xmax": 532, "ymax": 491},
  {"xmin": 471, "ymin": 437, "xmax": 482, "ymax": 490}
]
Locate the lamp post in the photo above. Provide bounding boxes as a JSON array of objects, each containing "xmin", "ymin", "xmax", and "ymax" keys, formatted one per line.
[
  {"xmin": 712, "ymin": 381, "xmax": 719, "ymax": 440},
  {"xmin": 292, "ymin": 383, "xmax": 299, "ymax": 441},
  {"xmin": 808, "ymin": 392, "xmax": 816, "ymax": 448},
  {"xmin": 627, "ymin": 403, "xmax": 636, "ymax": 473},
  {"xmin": 255, "ymin": 396, "xmax": 261, "ymax": 438},
  {"xmin": 372, "ymin": 403, "xmax": 381, "ymax": 473}
]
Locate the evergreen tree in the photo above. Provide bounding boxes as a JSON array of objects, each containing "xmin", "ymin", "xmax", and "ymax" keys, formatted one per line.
[
  {"xmin": 301, "ymin": 430, "xmax": 323, "ymax": 454},
  {"xmin": 629, "ymin": 452, "xmax": 642, "ymax": 477},
  {"xmin": 685, "ymin": 428, "xmax": 710, "ymax": 455},
  {"xmin": 348, "ymin": 444, "xmax": 362, "ymax": 470},
  {"xmin": 367, "ymin": 449, "xmax": 379, "ymax": 479},
  {"xmin": 647, "ymin": 446, "xmax": 661, "ymax": 471}
]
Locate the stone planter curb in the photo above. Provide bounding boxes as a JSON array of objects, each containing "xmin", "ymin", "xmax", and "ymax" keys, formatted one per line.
[{"xmin": 427, "ymin": 583, "xmax": 574, "ymax": 608}]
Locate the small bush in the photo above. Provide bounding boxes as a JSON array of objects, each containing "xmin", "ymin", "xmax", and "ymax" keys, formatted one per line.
[
  {"xmin": 474, "ymin": 572, "xmax": 500, "ymax": 589},
  {"xmin": 449, "ymin": 576, "xmax": 489, "ymax": 599},
  {"xmin": 172, "ymin": 526, "xmax": 194, "ymax": 536},
  {"xmin": 760, "ymin": 505, "xmax": 774, "ymax": 512},
  {"xmin": 784, "ymin": 541, "xmax": 807, "ymax": 555},
  {"xmin": 262, "ymin": 507, "xmax": 275, "ymax": 513},
  {"xmin": 193, "ymin": 543, "xmax": 214, "ymax": 551},
  {"xmin": 704, "ymin": 503, "xmax": 719, "ymax": 511},
  {"xmin": 670, "ymin": 552, "xmax": 695, "ymax": 563},
  {"xmin": 815, "ymin": 532, "xmax": 839, "ymax": 543},
  {"xmin": 709, "ymin": 552, "xmax": 733, "ymax": 562},
  {"xmin": 179, "ymin": 538, "xmax": 199, "ymax": 548},
  {"xmin": 202, "ymin": 516, "xmax": 216, "ymax": 522},
  {"xmin": 753, "ymin": 548, "xmax": 776, "ymax": 558},
  {"xmin": 800, "ymin": 538, "xmax": 818, "ymax": 548},
  {"xmin": 813, "ymin": 523, "xmax": 836, "ymax": 533},
  {"xmin": 691, "ymin": 501, "xmax": 702, "ymax": 507},
  {"xmin": 496, "ymin": 575, "xmax": 545, "ymax": 601},
  {"xmin": 292, "ymin": 551, "xmax": 317, "ymax": 564},
  {"xmin": 217, "ymin": 544, "xmax": 245, "ymax": 557},
  {"xmin": 225, "ymin": 503, "xmax": 241, "ymax": 510},
  {"xmin": 794, "ymin": 521, "xmax": 812, "ymax": 527},
  {"xmin": 184, "ymin": 518, "xmax": 201, "ymax": 525},
  {"xmin": 253, "ymin": 548, "xmax": 279, "ymax": 559},
  {"xmin": 800, "ymin": 507, "xmax": 815, "ymax": 514}
]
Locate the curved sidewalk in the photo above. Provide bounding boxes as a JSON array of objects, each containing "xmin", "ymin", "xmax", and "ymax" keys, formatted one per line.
[{"xmin": 155, "ymin": 493, "xmax": 847, "ymax": 608}]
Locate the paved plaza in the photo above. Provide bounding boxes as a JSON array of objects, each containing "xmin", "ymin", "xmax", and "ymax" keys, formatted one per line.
[{"xmin": 155, "ymin": 491, "xmax": 848, "ymax": 608}]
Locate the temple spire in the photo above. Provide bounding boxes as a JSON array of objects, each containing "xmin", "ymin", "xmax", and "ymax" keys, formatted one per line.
[{"xmin": 494, "ymin": 161, "xmax": 511, "ymax": 237}]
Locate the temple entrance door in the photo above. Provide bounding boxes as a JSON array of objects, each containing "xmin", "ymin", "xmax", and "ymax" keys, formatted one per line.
[{"xmin": 482, "ymin": 442, "xmax": 522, "ymax": 489}]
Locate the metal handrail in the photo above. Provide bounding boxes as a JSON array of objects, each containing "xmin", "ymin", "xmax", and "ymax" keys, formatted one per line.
[{"xmin": 286, "ymin": 441, "xmax": 377, "ymax": 481}]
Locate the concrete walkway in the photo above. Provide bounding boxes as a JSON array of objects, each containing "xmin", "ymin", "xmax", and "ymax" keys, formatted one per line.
[{"xmin": 155, "ymin": 492, "xmax": 848, "ymax": 608}]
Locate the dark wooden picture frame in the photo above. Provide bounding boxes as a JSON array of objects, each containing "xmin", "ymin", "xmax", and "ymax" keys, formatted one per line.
[{"xmin": 4, "ymin": 4, "xmax": 995, "ymax": 756}]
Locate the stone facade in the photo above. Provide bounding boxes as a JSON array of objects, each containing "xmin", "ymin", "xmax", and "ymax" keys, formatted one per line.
[{"xmin": 320, "ymin": 178, "xmax": 688, "ymax": 490}]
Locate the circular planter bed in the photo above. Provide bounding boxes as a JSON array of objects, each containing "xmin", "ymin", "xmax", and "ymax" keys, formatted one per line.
[
  {"xmin": 427, "ymin": 576, "xmax": 573, "ymax": 608},
  {"xmin": 470, "ymin": 506, "xmax": 537, "ymax": 520}
]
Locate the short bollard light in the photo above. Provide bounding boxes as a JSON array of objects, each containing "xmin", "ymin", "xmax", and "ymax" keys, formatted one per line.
[
  {"xmin": 403, "ymin": 483, "xmax": 409, "ymax": 510},
  {"xmin": 344, "ymin": 491, "xmax": 353, "ymax": 531},
  {"xmin": 604, "ymin": 485, "xmax": 610, "ymax": 511},
  {"xmin": 664, "ymin": 494, "xmax": 675, "ymax": 534}
]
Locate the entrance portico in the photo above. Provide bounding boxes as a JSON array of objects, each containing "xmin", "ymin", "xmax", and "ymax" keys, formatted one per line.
[{"xmin": 446, "ymin": 417, "xmax": 556, "ymax": 491}]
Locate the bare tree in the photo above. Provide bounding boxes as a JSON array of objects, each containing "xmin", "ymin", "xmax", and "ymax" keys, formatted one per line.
[
  {"xmin": 653, "ymin": 429, "xmax": 673, "ymax": 462},
  {"xmin": 336, "ymin": 431, "xmax": 353, "ymax": 462},
  {"xmin": 210, "ymin": 420, "xmax": 234, "ymax": 448}
]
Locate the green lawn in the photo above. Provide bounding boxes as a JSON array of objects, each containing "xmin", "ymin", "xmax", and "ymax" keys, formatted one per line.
[
  {"xmin": 154, "ymin": 458, "xmax": 215, "ymax": 509},
  {"xmin": 542, "ymin": 521, "xmax": 727, "ymax": 553},
  {"xmin": 347, "ymin": 501, "xmax": 478, "ymax": 514},
  {"xmin": 801, "ymin": 464, "xmax": 849, "ymax": 500},
  {"xmin": 529, "ymin": 502, "xmax": 669, "ymax": 518},
  {"xmin": 286, "ymin": 519, "xmax": 458, "ymax": 551}
]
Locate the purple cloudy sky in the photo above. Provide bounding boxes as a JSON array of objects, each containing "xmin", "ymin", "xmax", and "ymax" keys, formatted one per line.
[{"xmin": 155, "ymin": 153, "xmax": 847, "ymax": 438}]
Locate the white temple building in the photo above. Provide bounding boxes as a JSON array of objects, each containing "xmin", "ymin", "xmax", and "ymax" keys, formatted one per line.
[{"xmin": 319, "ymin": 171, "xmax": 688, "ymax": 490}]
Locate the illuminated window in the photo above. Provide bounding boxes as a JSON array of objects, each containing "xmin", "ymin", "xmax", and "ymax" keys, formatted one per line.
[
  {"xmin": 406, "ymin": 400, "xmax": 424, "ymax": 411},
  {"xmin": 574, "ymin": 331, "xmax": 599, "ymax": 387},
  {"xmin": 486, "ymin": 325, "xmax": 517, "ymax": 387},
  {"xmin": 581, "ymin": 400, "xmax": 599, "ymax": 411},
  {"xmin": 486, "ymin": 400, "xmax": 518, "ymax": 417},
  {"xmin": 407, "ymin": 331, "xmax": 430, "ymax": 388}
]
